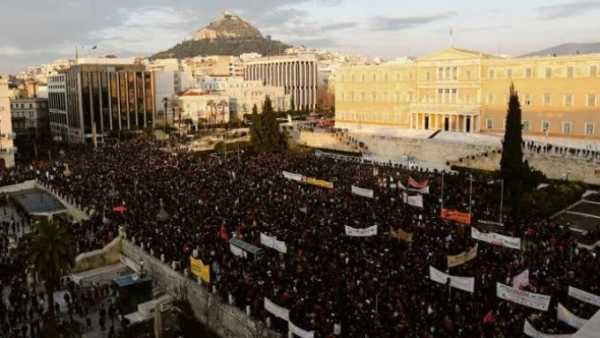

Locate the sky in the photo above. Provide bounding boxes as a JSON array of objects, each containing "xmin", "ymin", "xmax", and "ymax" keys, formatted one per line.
[{"xmin": 2, "ymin": 0, "xmax": 600, "ymax": 73}]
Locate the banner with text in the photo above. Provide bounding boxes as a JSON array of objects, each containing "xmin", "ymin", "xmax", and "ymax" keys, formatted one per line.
[
  {"xmin": 472, "ymin": 227, "xmax": 521, "ymax": 250},
  {"xmin": 441, "ymin": 208, "xmax": 471, "ymax": 225},
  {"xmin": 289, "ymin": 321, "xmax": 315, "ymax": 338},
  {"xmin": 304, "ymin": 177, "xmax": 334, "ymax": 189},
  {"xmin": 260, "ymin": 233, "xmax": 288, "ymax": 254},
  {"xmin": 447, "ymin": 244, "xmax": 478, "ymax": 268},
  {"xmin": 568, "ymin": 286, "xmax": 600, "ymax": 307},
  {"xmin": 523, "ymin": 320, "xmax": 572, "ymax": 338},
  {"xmin": 429, "ymin": 266, "xmax": 475, "ymax": 293},
  {"xmin": 190, "ymin": 257, "xmax": 210, "ymax": 283},
  {"xmin": 351, "ymin": 185, "xmax": 374, "ymax": 199},
  {"xmin": 345, "ymin": 225, "xmax": 378, "ymax": 237},
  {"xmin": 496, "ymin": 283, "xmax": 550, "ymax": 311},
  {"xmin": 403, "ymin": 193, "xmax": 424, "ymax": 208},
  {"xmin": 390, "ymin": 227, "xmax": 413, "ymax": 243},
  {"xmin": 557, "ymin": 303, "xmax": 588, "ymax": 329},
  {"xmin": 264, "ymin": 298, "xmax": 290, "ymax": 321},
  {"xmin": 282, "ymin": 171, "xmax": 304, "ymax": 182},
  {"xmin": 230, "ymin": 243, "xmax": 247, "ymax": 258}
]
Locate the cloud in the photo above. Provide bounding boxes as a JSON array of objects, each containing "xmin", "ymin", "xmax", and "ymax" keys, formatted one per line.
[
  {"xmin": 0, "ymin": 46, "xmax": 24, "ymax": 57},
  {"xmin": 537, "ymin": 1, "xmax": 600, "ymax": 20},
  {"xmin": 321, "ymin": 22, "xmax": 358, "ymax": 31},
  {"xmin": 291, "ymin": 37, "xmax": 340, "ymax": 48},
  {"xmin": 368, "ymin": 11, "xmax": 457, "ymax": 31}
]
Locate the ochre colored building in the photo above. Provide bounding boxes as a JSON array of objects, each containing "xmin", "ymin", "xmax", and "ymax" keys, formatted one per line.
[{"xmin": 335, "ymin": 48, "xmax": 600, "ymax": 139}]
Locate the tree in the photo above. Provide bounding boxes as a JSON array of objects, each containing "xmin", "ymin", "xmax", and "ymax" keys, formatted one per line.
[
  {"xmin": 257, "ymin": 96, "xmax": 287, "ymax": 151},
  {"xmin": 500, "ymin": 84, "xmax": 526, "ymax": 229},
  {"xmin": 249, "ymin": 104, "xmax": 263, "ymax": 148},
  {"xmin": 28, "ymin": 218, "xmax": 76, "ymax": 337}
]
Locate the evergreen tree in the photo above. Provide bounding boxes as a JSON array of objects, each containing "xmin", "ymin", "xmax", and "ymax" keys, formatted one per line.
[
  {"xmin": 500, "ymin": 84, "xmax": 525, "ymax": 229},
  {"xmin": 249, "ymin": 97, "xmax": 287, "ymax": 151}
]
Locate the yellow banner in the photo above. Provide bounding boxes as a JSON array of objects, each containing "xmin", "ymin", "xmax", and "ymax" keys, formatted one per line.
[
  {"xmin": 304, "ymin": 177, "xmax": 334, "ymax": 189},
  {"xmin": 390, "ymin": 227, "xmax": 413, "ymax": 242},
  {"xmin": 190, "ymin": 257, "xmax": 210, "ymax": 283},
  {"xmin": 447, "ymin": 244, "xmax": 478, "ymax": 268}
]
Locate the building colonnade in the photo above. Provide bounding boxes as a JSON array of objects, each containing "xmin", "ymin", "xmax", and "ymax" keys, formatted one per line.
[{"xmin": 410, "ymin": 112, "xmax": 480, "ymax": 133}]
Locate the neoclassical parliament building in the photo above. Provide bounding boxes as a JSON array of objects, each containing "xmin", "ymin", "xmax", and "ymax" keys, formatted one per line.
[{"xmin": 335, "ymin": 47, "xmax": 600, "ymax": 139}]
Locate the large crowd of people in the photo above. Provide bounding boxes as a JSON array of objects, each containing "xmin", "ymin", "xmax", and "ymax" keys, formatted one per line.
[{"xmin": 0, "ymin": 136, "xmax": 598, "ymax": 337}]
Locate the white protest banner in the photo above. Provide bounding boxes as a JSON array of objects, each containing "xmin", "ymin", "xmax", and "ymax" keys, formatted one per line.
[
  {"xmin": 472, "ymin": 227, "xmax": 522, "ymax": 250},
  {"xmin": 403, "ymin": 193, "xmax": 424, "ymax": 208},
  {"xmin": 447, "ymin": 244, "xmax": 478, "ymax": 268},
  {"xmin": 264, "ymin": 298, "xmax": 289, "ymax": 321},
  {"xmin": 557, "ymin": 303, "xmax": 588, "ymax": 329},
  {"xmin": 523, "ymin": 320, "xmax": 572, "ymax": 338},
  {"xmin": 429, "ymin": 266, "xmax": 475, "ymax": 293},
  {"xmin": 282, "ymin": 171, "xmax": 304, "ymax": 182},
  {"xmin": 409, "ymin": 186, "xmax": 430, "ymax": 194},
  {"xmin": 345, "ymin": 225, "xmax": 378, "ymax": 237},
  {"xmin": 512, "ymin": 269, "xmax": 530, "ymax": 289},
  {"xmin": 577, "ymin": 240, "xmax": 600, "ymax": 251},
  {"xmin": 229, "ymin": 243, "xmax": 247, "ymax": 258},
  {"xmin": 260, "ymin": 233, "xmax": 288, "ymax": 254},
  {"xmin": 351, "ymin": 185, "xmax": 374, "ymax": 199},
  {"xmin": 496, "ymin": 283, "xmax": 551, "ymax": 311},
  {"xmin": 289, "ymin": 321, "xmax": 315, "ymax": 338},
  {"xmin": 568, "ymin": 286, "xmax": 600, "ymax": 307}
]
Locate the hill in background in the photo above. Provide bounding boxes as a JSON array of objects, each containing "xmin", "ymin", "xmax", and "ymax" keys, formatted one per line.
[{"xmin": 521, "ymin": 42, "xmax": 600, "ymax": 57}]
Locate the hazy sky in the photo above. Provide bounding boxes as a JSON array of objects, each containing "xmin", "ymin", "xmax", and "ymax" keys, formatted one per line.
[{"xmin": 2, "ymin": 0, "xmax": 600, "ymax": 73}]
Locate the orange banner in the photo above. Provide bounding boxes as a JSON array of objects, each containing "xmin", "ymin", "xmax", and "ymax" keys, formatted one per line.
[{"xmin": 441, "ymin": 208, "xmax": 471, "ymax": 225}]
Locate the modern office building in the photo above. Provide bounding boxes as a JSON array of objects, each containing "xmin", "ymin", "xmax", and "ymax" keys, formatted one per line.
[
  {"xmin": 335, "ymin": 47, "xmax": 600, "ymax": 139},
  {"xmin": 243, "ymin": 55, "xmax": 318, "ymax": 112},
  {"xmin": 49, "ymin": 64, "xmax": 156, "ymax": 143},
  {"xmin": 10, "ymin": 97, "xmax": 49, "ymax": 138},
  {"xmin": 48, "ymin": 73, "xmax": 68, "ymax": 140},
  {"xmin": 0, "ymin": 75, "xmax": 16, "ymax": 167}
]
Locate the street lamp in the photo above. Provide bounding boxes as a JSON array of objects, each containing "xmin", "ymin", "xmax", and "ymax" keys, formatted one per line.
[{"xmin": 162, "ymin": 97, "xmax": 169, "ymax": 134}]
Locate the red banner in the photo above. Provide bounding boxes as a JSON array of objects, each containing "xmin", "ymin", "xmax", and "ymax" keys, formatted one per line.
[{"xmin": 441, "ymin": 208, "xmax": 471, "ymax": 225}]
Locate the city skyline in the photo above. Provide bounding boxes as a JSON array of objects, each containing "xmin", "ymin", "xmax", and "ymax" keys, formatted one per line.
[{"xmin": 2, "ymin": 0, "xmax": 600, "ymax": 73}]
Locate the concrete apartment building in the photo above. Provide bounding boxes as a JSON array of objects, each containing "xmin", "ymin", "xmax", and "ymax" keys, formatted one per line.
[
  {"xmin": 0, "ymin": 75, "xmax": 16, "ymax": 167},
  {"xmin": 48, "ymin": 73, "xmax": 68, "ymax": 140},
  {"xmin": 49, "ymin": 64, "xmax": 156, "ymax": 144},
  {"xmin": 243, "ymin": 55, "xmax": 318, "ymax": 112},
  {"xmin": 335, "ymin": 47, "xmax": 600, "ymax": 139},
  {"xmin": 10, "ymin": 97, "xmax": 49, "ymax": 139}
]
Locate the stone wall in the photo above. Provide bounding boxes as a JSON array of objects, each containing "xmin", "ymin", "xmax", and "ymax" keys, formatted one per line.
[
  {"xmin": 35, "ymin": 180, "xmax": 91, "ymax": 221},
  {"xmin": 297, "ymin": 131, "xmax": 358, "ymax": 153},
  {"xmin": 454, "ymin": 152, "xmax": 600, "ymax": 185},
  {"xmin": 0, "ymin": 180, "xmax": 37, "ymax": 193},
  {"xmin": 72, "ymin": 236, "xmax": 122, "ymax": 273},
  {"xmin": 121, "ymin": 240, "xmax": 280, "ymax": 338}
]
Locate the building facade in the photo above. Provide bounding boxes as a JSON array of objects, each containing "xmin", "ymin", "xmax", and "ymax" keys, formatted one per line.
[
  {"xmin": 48, "ymin": 73, "xmax": 68, "ymax": 140},
  {"xmin": 335, "ymin": 48, "xmax": 600, "ymax": 139},
  {"xmin": 243, "ymin": 55, "xmax": 318, "ymax": 112},
  {"xmin": 50, "ymin": 64, "xmax": 155, "ymax": 143},
  {"xmin": 198, "ymin": 76, "xmax": 290, "ymax": 118},
  {"xmin": 10, "ymin": 97, "xmax": 49, "ymax": 138},
  {"xmin": 178, "ymin": 90, "xmax": 230, "ymax": 126},
  {"xmin": 0, "ymin": 75, "xmax": 16, "ymax": 167}
]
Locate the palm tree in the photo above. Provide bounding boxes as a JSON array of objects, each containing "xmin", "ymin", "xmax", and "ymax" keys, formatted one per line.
[{"xmin": 28, "ymin": 218, "xmax": 76, "ymax": 337}]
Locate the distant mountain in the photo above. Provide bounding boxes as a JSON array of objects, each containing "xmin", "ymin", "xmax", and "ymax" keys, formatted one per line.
[
  {"xmin": 521, "ymin": 42, "xmax": 600, "ymax": 57},
  {"xmin": 151, "ymin": 12, "xmax": 291, "ymax": 59}
]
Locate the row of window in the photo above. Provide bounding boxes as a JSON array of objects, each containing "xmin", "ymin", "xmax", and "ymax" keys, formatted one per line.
[
  {"xmin": 489, "ymin": 65, "xmax": 598, "ymax": 79},
  {"xmin": 340, "ymin": 90, "xmax": 600, "ymax": 107},
  {"xmin": 485, "ymin": 119, "xmax": 596, "ymax": 136},
  {"xmin": 486, "ymin": 93, "xmax": 599, "ymax": 107},
  {"xmin": 11, "ymin": 102, "xmax": 46, "ymax": 109},
  {"xmin": 341, "ymin": 64, "xmax": 600, "ymax": 83}
]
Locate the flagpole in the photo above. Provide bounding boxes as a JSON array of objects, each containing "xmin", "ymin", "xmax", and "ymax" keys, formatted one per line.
[
  {"xmin": 499, "ymin": 179, "xmax": 504, "ymax": 225},
  {"xmin": 441, "ymin": 172, "xmax": 445, "ymax": 211}
]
